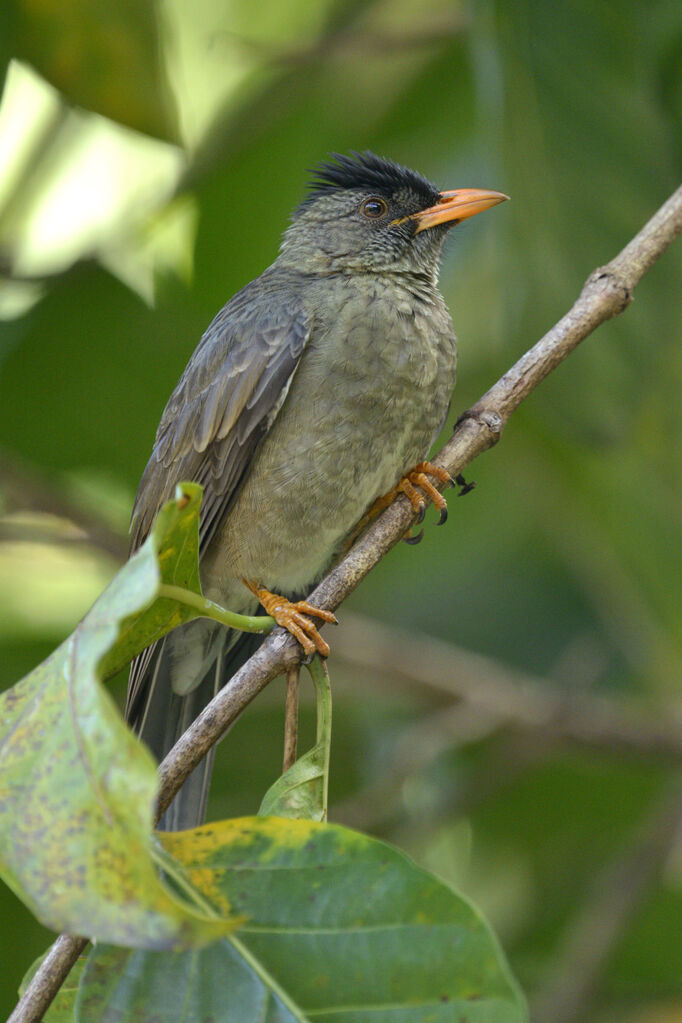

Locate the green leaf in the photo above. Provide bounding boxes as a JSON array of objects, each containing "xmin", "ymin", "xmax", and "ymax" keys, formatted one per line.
[
  {"xmin": 98, "ymin": 482, "xmax": 203, "ymax": 679},
  {"xmin": 75, "ymin": 817, "xmax": 527, "ymax": 1022},
  {"xmin": 1, "ymin": 0, "xmax": 175, "ymax": 140},
  {"xmin": 259, "ymin": 658, "xmax": 331, "ymax": 821},
  {"xmin": 258, "ymin": 747, "xmax": 327, "ymax": 823},
  {"xmin": 0, "ymin": 484, "xmax": 232, "ymax": 948}
]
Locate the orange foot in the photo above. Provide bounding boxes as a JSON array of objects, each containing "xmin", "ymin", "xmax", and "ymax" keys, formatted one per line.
[
  {"xmin": 243, "ymin": 580, "xmax": 337, "ymax": 658},
  {"xmin": 354, "ymin": 461, "xmax": 454, "ymax": 546}
]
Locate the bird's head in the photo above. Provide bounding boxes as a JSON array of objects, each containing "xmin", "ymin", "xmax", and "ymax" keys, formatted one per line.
[{"xmin": 279, "ymin": 151, "xmax": 508, "ymax": 281}]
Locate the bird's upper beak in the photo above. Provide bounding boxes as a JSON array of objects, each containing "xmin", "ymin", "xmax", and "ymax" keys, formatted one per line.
[{"xmin": 411, "ymin": 188, "xmax": 509, "ymax": 233}]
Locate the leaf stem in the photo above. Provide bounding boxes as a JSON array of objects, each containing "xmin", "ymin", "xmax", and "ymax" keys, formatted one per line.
[
  {"xmin": 157, "ymin": 584, "xmax": 275, "ymax": 634},
  {"xmin": 306, "ymin": 656, "xmax": 332, "ymax": 821}
]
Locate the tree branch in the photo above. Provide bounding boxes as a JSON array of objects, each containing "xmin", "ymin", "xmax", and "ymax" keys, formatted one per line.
[
  {"xmin": 12, "ymin": 185, "xmax": 682, "ymax": 1023},
  {"xmin": 222, "ymin": 16, "xmax": 468, "ymax": 67}
]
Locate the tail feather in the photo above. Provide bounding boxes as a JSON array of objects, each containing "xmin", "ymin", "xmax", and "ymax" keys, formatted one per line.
[{"xmin": 126, "ymin": 623, "xmax": 261, "ymax": 830}]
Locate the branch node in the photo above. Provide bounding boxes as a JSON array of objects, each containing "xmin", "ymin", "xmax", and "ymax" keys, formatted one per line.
[
  {"xmin": 456, "ymin": 406, "xmax": 504, "ymax": 442},
  {"xmin": 587, "ymin": 266, "xmax": 632, "ymax": 315}
]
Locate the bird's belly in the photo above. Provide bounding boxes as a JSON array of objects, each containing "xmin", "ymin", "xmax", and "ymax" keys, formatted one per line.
[{"xmin": 205, "ymin": 295, "xmax": 456, "ymax": 598}]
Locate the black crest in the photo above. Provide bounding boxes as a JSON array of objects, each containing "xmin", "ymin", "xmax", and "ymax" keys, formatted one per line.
[{"xmin": 301, "ymin": 151, "xmax": 440, "ymax": 208}]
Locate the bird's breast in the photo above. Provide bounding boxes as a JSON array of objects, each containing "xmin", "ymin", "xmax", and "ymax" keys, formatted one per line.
[{"xmin": 205, "ymin": 274, "xmax": 457, "ymax": 596}]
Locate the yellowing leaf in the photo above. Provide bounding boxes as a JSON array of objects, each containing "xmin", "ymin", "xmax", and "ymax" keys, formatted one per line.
[
  {"xmin": 76, "ymin": 816, "xmax": 527, "ymax": 1021},
  {"xmin": 0, "ymin": 485, "xmax": 232, "ymax": 948}
]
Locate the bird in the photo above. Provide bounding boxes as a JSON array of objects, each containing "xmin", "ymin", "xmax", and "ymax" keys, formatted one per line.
[{"xmin": 125, "ymin": 151, "xmax": 507, "ymax": 830}]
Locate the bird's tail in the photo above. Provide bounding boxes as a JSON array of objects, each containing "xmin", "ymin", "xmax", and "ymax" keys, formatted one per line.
[{"xmin": 126, "ymin": 621, "xmax": 261, "ymax": 830}]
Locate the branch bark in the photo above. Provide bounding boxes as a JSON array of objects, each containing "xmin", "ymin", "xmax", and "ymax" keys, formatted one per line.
[
  {"xmin": 11, "ymin": 184, "xmax": 682, "ymax": 1023},
  {"xmin": 7, "ymin": 934, "xmax": 88, "ymax": 1023}
]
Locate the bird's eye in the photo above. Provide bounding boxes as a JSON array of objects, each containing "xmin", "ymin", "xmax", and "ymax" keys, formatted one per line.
[{"xmin": 360, "ymin": 197, "xmax": 388, "ymax": 219}]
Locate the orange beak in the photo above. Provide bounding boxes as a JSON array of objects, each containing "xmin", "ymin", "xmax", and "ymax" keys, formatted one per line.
[{"xmin": 412, "ymin": 188, "xmax": 509, "ymax": 233}]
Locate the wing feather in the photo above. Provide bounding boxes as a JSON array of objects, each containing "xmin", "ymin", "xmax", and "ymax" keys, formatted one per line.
[
  {"xmin": 129, "ymin": 273, "xmax": 312, "ymax": 554},
  {"xmin": 126, "ymin": 274, "xmax": 312, "ymax": 722}
]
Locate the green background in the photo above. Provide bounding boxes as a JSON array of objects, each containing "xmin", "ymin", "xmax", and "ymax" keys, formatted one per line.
[{"xmin": 0, "ymin": 1, "xmax": 681, "ymax": 1020}]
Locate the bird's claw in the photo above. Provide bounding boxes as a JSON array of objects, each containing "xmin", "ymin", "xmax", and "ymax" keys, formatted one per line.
[
  {"xmin": 398, "ymin": 462, "xmax": 452, "ymax": 525},
  {"xmin": 349, "ymin": 462, "xmax": 453, "ymax": 549},
  {"xmin": 244, "ymin": 582, "xmax": 336, "ymax": 658}
]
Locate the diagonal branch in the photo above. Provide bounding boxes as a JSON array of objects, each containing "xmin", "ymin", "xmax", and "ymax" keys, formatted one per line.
[{"xmin": 10, "ymin": 184, "xmax": 682, "ymax": 1023}]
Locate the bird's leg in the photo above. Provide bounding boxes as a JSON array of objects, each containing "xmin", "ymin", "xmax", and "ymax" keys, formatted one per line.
[
  {"xmin": 351, "ymin": 461, "xmax": 454, "ymax": 545},
  {"xmin": 243, "ymin": 580, "xmax": 337, "ymax": 658}
]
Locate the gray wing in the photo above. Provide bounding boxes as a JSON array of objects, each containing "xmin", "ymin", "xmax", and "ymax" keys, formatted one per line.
[
  {"xmin": 130, "ymin": 274, "xmax": 313, "ymax": 553},
  {"xmin": 126, "ymin": 275, "xmax": 312, "ymax": 722}
]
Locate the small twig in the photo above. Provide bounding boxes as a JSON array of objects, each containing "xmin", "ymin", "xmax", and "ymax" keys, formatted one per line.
[
  {"xmin": 282, "ymin": 664, "xmax": 300, "ymax": 771},
  {"xmin": 530, "ymin": 784, "xmax": 682, "ymax": 1023},
  {"xmin": 12, "ymin": 185, "xmax": 682, "ymax": 1023},
  {"xmin": 334, "ymin": 730, "xmax": 552, "ymax": 834},
  {"xmin": 332, "ymin": 701, "xmax": 504, "ymax": 831}
]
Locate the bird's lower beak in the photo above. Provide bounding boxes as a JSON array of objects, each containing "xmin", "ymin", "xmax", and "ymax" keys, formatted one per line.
[{"xmin": 412, "ymin": 188, "xmax": 509, "ymax": 233}]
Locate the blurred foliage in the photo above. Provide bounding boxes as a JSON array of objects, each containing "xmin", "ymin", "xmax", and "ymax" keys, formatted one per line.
[
  {"xmin": 0, "ymin": 0, "xmax": 173, "ymax": 141},
  {"xmin": 0, "ymin": 0, "xmax": 681, "ymax": 1020}
]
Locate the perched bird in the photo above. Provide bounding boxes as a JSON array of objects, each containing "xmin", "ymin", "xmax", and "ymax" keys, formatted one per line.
[{"xmin": 126, "ymin": 151, "xmax": 507, "ymax": 829}]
